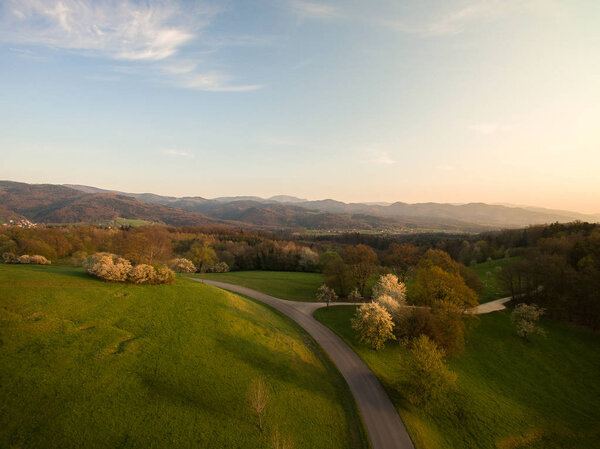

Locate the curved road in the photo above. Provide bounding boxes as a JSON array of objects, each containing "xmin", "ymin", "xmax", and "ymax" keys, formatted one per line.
[{"xmin": 192, "ymin": 278, "xmax": 415, "ymax": 449}]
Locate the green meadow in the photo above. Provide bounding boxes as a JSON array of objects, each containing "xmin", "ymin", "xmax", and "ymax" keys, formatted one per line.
[
  {"xmin": 198, "ymin": 270, "xmax": 325, "ymax": 302},
  {"xmin": 470, "ymin": 258, "xmax": 512, "ymax": 302},
  {"xmin": 314, "ymin": 306, "xmax": 600, "ymax": 449},
  {"xmin": 0, "ymin": 265, "xmax": 366, "ymax": 449}
]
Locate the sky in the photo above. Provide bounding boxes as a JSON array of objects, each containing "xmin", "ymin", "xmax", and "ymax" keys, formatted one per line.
[{"xmin": 0, "ymin": 0, "xmax": 599, "ymax": 213}]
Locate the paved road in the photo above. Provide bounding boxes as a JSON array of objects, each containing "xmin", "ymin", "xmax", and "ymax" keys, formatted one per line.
[
  {"xmin": 469, "ymin": 296, "xmax": 512, "ymax": 314},
  {"xmin": 191, "ymin": 279, "xmax": 415, "ymax": 449}
]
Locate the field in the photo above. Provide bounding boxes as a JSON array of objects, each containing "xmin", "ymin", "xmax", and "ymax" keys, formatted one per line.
[
  {"xmin": 470, "ymin": 258, "xmax": 511, "ymax": 302},
  {"xmin": 198, "ymin": 271, "xmax": 325, "ymax": 302},
  {"xmin": 314, "ymin": 306, "xmax": 600, "ymax": 449},
  {"xmin": 0, "ymin": 265, "xmax": 367, "ymax": 449}
]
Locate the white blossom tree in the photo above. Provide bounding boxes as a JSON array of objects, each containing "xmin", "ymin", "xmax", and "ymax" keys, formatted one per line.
[
  {"xmin": 351, "ymin": 302, "xmax": 395, "ymax": 350},
  {"xmin": 511, "ymin": 304, "xmax": 546, "ymax": 339}
]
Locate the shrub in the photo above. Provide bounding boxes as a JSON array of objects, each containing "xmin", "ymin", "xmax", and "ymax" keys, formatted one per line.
[
  {"xmin": 84, "ymin": 253, "xmax": 175, "ymax": 284},
  {"xmin": 17, "ymin": 255, "xmax": 31, "ymax": 264},
  {"xmin": 29, "ymin": 255, "xmax": 51, "ymax": 265},
  {"xmin": 84, "ymin": 253, "xmax": 132, "ymax": 282},
  {"xmin": 2, "ymin": 252, "xmax": 19, "ymax": 264},
  {"xmin": 347, "ymin": 288, "xmax": 363, "ymax": 302},
  {"xmin": 351, "ymin": 302, "xmax": 395, "ymax": 350},
  {"xmin": 128, "ymin": 264, "xmax": 156, "ymax": 284},
  {"xmin": 203, "ymin": 261, "xmax": 229, "ymax": 273},
  {"xmin": 2, "ymin": 253, "xmax": 51, "ymax": 265},
  {"xmin": 171, "ymin": 257, "xmax": 196, "ymax": 273},
  {"xmin": 70, "ymin": 250, "xmax": 88, "ymax": 266},
  {"xmin": 153, "ymin": 264, "xmax": 175, "ymax": 284},
  {"xmin": 405, "ymin": 335, "xmax": 457, "ymax": 407}
]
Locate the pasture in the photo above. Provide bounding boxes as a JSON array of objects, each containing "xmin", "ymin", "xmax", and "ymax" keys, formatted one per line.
[
  {"xmin": 314, "ymin": 306, "xmax": 600, "ymax": 449},
  {"xmin": 0, "ymin": 265, "xmax": 366, "ymax": 449},
  {"xmin": 198, "ymin": 270, "xmax": 325, "ymax": 302}
]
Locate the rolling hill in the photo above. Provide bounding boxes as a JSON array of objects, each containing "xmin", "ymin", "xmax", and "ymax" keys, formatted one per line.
[{"xmin": 2, "ymin": 180, "xmax": 597, "ymax": 231}]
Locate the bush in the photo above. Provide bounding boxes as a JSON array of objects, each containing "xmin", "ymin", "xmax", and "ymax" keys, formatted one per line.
[
  {"xmin": 204, "ymin": 262, "xmax": 230, "ymax": 273},
  {"xmin": 84, "ymin": 253, "xmax": 175, "ymax": 284},
  {"xmin": 347, "ymin": 288, "xmax": 363, "ymax": 302},
  {"xmin": 84, "ymin": 253, "xmax": 132, "ymax": 282},
  {"xmin": 171, "ymin": 257, "xmax": 196, "ymax": 273},
  {"xmin": 70, "ymin": 250, "xmax": 88, "ymax": 266},
  {"xmin": 128, "ymin": 264, "xmax": 156, "ymax": 284},
  {"xmin": 351, "ymin": 302, "xmax": 395, "ymax": 350},
  {"xmin": 29, "ymin": 255, "xmax": 51, "ymax": 265},
  {"xmin": 2, "ymin": 252, "xmax": 50, "ymax": 265},
  {"xmin": 154, "ymin": 264, "xmax": 175, "ymax": 284},
  {"xmin": 405, "ymin": 335, "xmax": 457, "ymax": 407},
  {"xmin": 3, "ymin": 252, "xmax": 18, "ymax": 263}
]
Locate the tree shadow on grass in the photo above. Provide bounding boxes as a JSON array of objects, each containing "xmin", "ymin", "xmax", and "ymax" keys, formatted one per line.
[{"xmin": 216, "ymin": 332, "xmax": 348, "ymax": 403}]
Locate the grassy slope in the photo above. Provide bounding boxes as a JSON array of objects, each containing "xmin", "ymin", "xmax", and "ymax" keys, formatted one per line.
[
  {"xmin": 0, "ymin": 265, "xmax": 366, "ymax": 449},
  {"xmin": 198, "ymin": 271, "xmax": 325, "ymax": 302},
  {"xmin": 470, "ymin": 259, "xmax": 511, "ymax": 303},
  {"xmin": 313, "ymin": 306, "xmax": 600, "ymax": 449}
]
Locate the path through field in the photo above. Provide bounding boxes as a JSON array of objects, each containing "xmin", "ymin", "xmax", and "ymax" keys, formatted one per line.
[{"xmin": 192, "ymin": 279, "xmax": 415, "ymax": 449}]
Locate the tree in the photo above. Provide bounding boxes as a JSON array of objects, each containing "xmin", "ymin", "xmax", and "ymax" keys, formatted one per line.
[
  {"xmin": 187, "ymin": 241, "xmax": 218, "ymax": 272},
  {"xmin": 382, "ymin": 242, "xmax": 420, "ymax": 280},
  {"xmin": 412, "ymin": 266, "xmax": 478, "ymax": 310},
  {"xmin": 343, "ymin": 244, "xmax": 378, "ymax": 295},
  {"xmin": 405, "ymin": 335, "xmax": 457, "ymax": 406},
  {"xmin": 372, "ymin": 274, "xmax": 407, "ymax": 303},
  {"xmin": 316, "ymin": 284, "xmax": 337, "ymax": 308},
  {"xmin": 511, "ymin": 304, "xmax": 546, "ymax": 339},
  {"xmin": 249, "ymin": 378, "xmax": 269, "ymax": 431},
  {"xmin": 351, "ymin": 302, "xmax": 395, "ymax": 350},
  {"xmin": 324, "ymin": 258, "xmax": 355, "ymax": 297}
]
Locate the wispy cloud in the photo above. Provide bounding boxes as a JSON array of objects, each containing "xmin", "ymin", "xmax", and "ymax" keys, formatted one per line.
[
  {"xmin": 291, "ymin": 1, "xmax": 339, "ymax": 20},
  {"xmin": 0, "ymin": 0, "xmax": 262, "ymax": 92},
  {"xmin": 0, "ymin": 0, "xmax": 208, "ymax": 60},
  {"xmin": 380, "ymin": 1, "xmax": 531, "ymax": 37}
]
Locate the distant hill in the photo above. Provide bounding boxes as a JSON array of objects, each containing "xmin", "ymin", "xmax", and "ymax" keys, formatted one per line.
[
  {"xmin": 2, "ymin": 180, "xmax": 597, "ymax": 232},
  {"xmin": 0, "ymin": 181, "xmax": 226, "ymax": 227}
]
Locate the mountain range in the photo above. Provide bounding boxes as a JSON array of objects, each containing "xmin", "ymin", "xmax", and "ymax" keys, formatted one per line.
[{"xmin": 1, "ymin": 180, "xmax": 598, "ymax": 233}]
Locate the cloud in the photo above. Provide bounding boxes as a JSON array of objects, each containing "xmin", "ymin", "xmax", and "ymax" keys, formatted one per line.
[
  {"xmin": 0, "ymin": 0, "xmax": 210, "ymax": 61},
  {"xmin": 291, "ymin": 1, "xmax": 339, "ymax": 20},
  {"xmin": 380, "ymin": 1, "xmax": 530, "ymax": 37},
  {"xmin": 0, "ymin": 0, "xmax": 262, "ymax": 92}
]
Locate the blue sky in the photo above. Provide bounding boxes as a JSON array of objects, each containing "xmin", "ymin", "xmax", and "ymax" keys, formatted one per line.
[{"xmin": 1, "ymin": 0, "xmax": 599, "ymax": 213}]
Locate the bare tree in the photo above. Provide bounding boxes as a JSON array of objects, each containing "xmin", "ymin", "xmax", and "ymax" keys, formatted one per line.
[{"xmin": 249, "ymin": 378, "xmax": 269, "ymax": 431}]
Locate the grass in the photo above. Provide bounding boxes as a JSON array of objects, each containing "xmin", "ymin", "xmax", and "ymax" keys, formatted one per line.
[
  {"xmin": 314, "ymin": 306, "xmax": 600, "ymax": 449},
  {"xmin": 470, "ymin": 258, "xmax": 512, "ymax": 302},
  {"xmin": 0, "ymin": 264, "xmax": 367, "ymax": 449},
  {"xmin": 197, "ymin": 271, "xmax": 325, "ymax": 302}
]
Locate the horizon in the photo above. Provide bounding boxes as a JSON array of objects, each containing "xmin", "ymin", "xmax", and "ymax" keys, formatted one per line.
[
  {"xmin": 3, "ymin": 177, "xmax": 599, "ymax": 216},
  {"xmin": 1, "ymin": 1, "xmax": 599, "ymax": 213}
]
